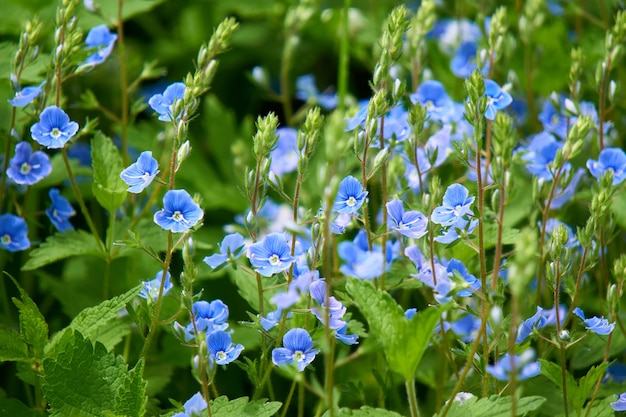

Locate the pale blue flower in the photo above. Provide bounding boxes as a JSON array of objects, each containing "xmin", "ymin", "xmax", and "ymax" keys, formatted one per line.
[
  {"xmin": 409, "ymin": 80, "xmax": 455, "ymax": 122},
  {"xmin": 81, "ymin": 24, "xmax": 117, "ymax": 68},
  {"xmin": 154, "ymin": 190, "xmax": 203, "ymax": 233},
  {"xmin": 333, "ymin": 176, "xmax": 368, "ymax": 214},
  {"xmin": 46, "ymin": 188, "xmax": 75, "ymax": 232},
  {"xmin": 148, "ymin": 82, "xmax": 186, "ymax": 122},
  {"xmin": 0, "ymin": 214, "xmax": 30, "ymax": 252},
  {"xmin": 120, "ymin": 151, "xmax": 159, "ymax": 193},
  {"xmin": 203, "ymin": 233, "xmax": 245, "ymax": 269},
  {"xmin": 30, "ymin": 106, "xmax": 79, "ymax": 149},
  {"xmin": 487, "ymin": 351, "xmax": 540, "ymax": 381},
  {"xmin": 272, "ymin": 328, "xmax": 318, "ymax": 372},
  {"xmin": 484, "ymin": 79, "xmax": 512, "ymax": 120},
  {"xmin": 573, "ymin": 307, "xmax": 615, "ymax": 335},
  {"xmin": 207, "ymin": 330, "xmax": 244, "ymax": 365},
  {"xmin": 172, "ymin": 392, "xmax": 207, "ymax": 417},
  {"xmin": 587, "ymin": 147, "xmax": 626, "ymax": 186},
  {"xmin": 431, "ymin": 184, "xmax": 475, "ymax": 226},
  {"xmin": 270, "ymin": 127, "xmax": 299, "ymax": 176},
  {"xmin": 611, "ymin": 393, "xmax": 626, "ymax": 412},
  {"xmin": 8, "ymin": 82, "xmax": 44, "ymax": 107},
  {"xmin": 386, "ymin": 199, "xmax": 428, "ymax": 239},
  {"xmin": 295, "ymin": 74, "xmax": 337, "ymax": 110},
  {"xmin": 247, "ymin": 233, "xmax": 295, "ymax": 277},
  {"xmin": 6, "ymin": 142, "xmax": 52, "ymax": 185}
]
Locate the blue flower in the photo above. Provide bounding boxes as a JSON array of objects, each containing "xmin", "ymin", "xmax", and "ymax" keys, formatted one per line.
[
  {"xmin": 431, "ymin": 184, "xmax": 475, "ymax": 226},
  {"xmin": 451, "ymin": 42, "xmax": 490, "ymax": 78},
  {"xmin": 335, "ymin": 324, "xmax": 359, "ymax": 345},
  {"xmin": 6, "ymin": 142, "xmax": 52, "ymax": 185},
  {"xmin": 446, "ymin": 259, "xmax": 480, "ymax": 296},
  {"xmin": 260, "ymin": 309, "xmax": 284, "ymax": 331},
  {"xmin": 120, "ymin": 151, "xmax": 160, "ymax": 193},
  {"xmin": 207, "ymin": 330, "xmax": 244, "ymax": 365},
  {"xmin": 172, "ymin": 392, "xmax": 207, "ymax": 417},
  {"xmin": 333, "ymin": 176, "xmax": 368, "ymax": 214},
  {"xmin": 8, "ymin": 82, "xmax": 44, "ymax": 107},
  {"xmin": 587, "ymin": 147, "xmax": 626, "ymax": 186},
  {"xmin": 429, "ymin": 18, "xmax": 482, "ymax": 55},
  {"xmin": 484, "ymin": 80, "xmax": 512, "ymax": 120},
  {"xmin": 522, "ymin": 131, "xmax": 568, "ymax": 181},
  {"xmin": 309, "ymin": 280, "xmax": 347, "ymax": 330},
  {"xmin": 30, "ymin": 106, "xmax": 79, "ymax": 149},
  {"xmin": 611, "ymin": 393, "xmax": 626, "ymax": 412},
  {"xmin": 0, "ymin": 214, "xmax": 30, "ymax": 252},
  {"xmin": 486, "ymin": 351, "xmax": 541, "ymax": 381},
  {"xmin": 434, "ymin": 217, "xmax": 478, "ymax": 244},
  {"xmin": 81, "ymin": 24, "xmax": 118, "ymax": 68},
  {"xmin": 516, "ymin": 306, "xmax": 545, "ymax": 343},
  {"xmin": 204, "ymin": 233, "xmax": 246, "ymax": 269},
  {"xmin": 247, "ymin": 233, "xmax": 295, "ymax": 277},
  {"xmin": 176, "ymin": 299, "xmax": 230, "ymax": 341},
  {"xmin": 138, "ymin": 271, "xmax": 173, "ymax": 303},
  {"xmin": 338, "ymin": 240, "xmax": 384, "ymax": 280},
  {"xmin": 270, "ymin": 127, "xmax": 299, "ymax": 176},
  {"xmin": 386, "ymin": 199, "xmax": 428, "ymax": 239},
  {"xmin": 46, "ymin": 188, "xmax": 75, "ymax": 232},
  {"xmin": 154, "ymin": 189, "xmax": 203, "ymax": 233},
  {"xmin": 409, "ymin": 80, "xmax": 455, "ymax": 122},
  {"xmin": 272, "ymin": 328, "xmax": 319, "ymax": 372},
  {"xmin": 148, "ymin": 82, "xmax": 186, "ymax": 122},
  {"xmin": 295, "ymin": 74, "xmax": 337, "ymax": 110},
  {"xmin": 573, "ymin": 307, "xmax": 615, "ymax": 335},
  {"xmin": 538, "ymin": 98, "xmax": 568, "ymax": 139}
]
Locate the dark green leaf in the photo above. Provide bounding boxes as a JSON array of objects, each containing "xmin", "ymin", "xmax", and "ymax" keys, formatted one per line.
[
  {"xmin": 22, "ymin": 230, "xmax": 105, "ymax": 271},
  {"xmin": 7, "ymin": 275, "xmax": 48, "ymax": 358},
  {"xmin": 434, "ymin": 395, "xmax": 546, "ymax": 417},
  {"xmin": 0, "ymin": 325, "xmax": 29, "ymax": 362},
  {"xmin": 91, "ymin": 132, "xmax": 127, "ymax": 212},
  {"xmin": 114, "ymin": 360, "xmax": 147, "ymax": 417}
]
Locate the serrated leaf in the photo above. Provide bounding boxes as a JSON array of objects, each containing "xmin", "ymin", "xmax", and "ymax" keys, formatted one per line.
[
  {"xmin": 46, "ymin": 285, "xmax": 142, "ymax": 354},
  {"xmin": 210, "ymin": 396, "xmax": 282, "ymax": 417},
  {"xmin": 574, "ymin": 363, "xmax": 610, "ymax": 412},
  {"xmin": 345, "ymin": 278, "xmax": 447, "ymax": 380},
  {"xmin": 91, "ymin": 132, "xmax": 127, "ymax": 212},
  {"xmin": 114, "ymin": 360, "xmax": 147, "ymax": 417},
  {"xmin": 0, "ymin": 325, "xmax": 29, "ymax": 362},
  {"xmin": 22, "ymin": 230, "xmax": 105, "ymax": 271},
  {"xmin": 582, "ymin": 396, "xmax": 615, "ymax": 417},
  {"xmin": 539, "ymin": 359, "xmax": 578, "ymax": 408},
  {"xmin": 434, "ymin": 395, "xmax": 546, "ymax": 417},
  {"xmin": 6, "ymin": 275, "xmax": 48, "ymax": 358},
  {"xmin": 43, "ymin": 330, "xmax": 146, "ymax": 417}
]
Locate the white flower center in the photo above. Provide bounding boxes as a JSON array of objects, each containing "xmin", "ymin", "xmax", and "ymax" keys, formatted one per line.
[
  {"xmin": 20, "ymin": 162, "xmax": 31, "ymax": 174},
  {"xmin": 293, "ymin": 350, "xmax": 305, "ymax": 362},
  {"xmin": 217, "ymin": 351, "xmax": 227, "ymax": 361},
  {"xmin": 269, "ymin": 254, "xmax": 280, "ymax": 265},
  {"xmin": 50, "ymin": 127, "xmax": 62, "ymax": 139},
  {"xmin": 172, "ymin": 211, "xmax": 184, "ymax": 222},
  {"xmin": 1, "ymin": 234, "xmax": 11, "ymax": 245},
  {"xmin": 346, "ymin": 196, "xmax": 357, "ymax": 207}
]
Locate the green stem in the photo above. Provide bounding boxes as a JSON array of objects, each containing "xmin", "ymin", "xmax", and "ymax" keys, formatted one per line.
[
  {"xmin": 405, "ymin": 378, "xmax": 420, "ymax": 417},
  {"xmin": 280, "ymin": 379, "xmax": 298, "ymax": 417}
]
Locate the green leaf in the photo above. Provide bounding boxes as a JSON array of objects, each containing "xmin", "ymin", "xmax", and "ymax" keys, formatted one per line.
[
  {"xmin": 574, "ymin": 363, "xmax": 610, "ymax": 413},
  {"xmin": 582, "ymin": 396, "xmax": 615, "ymax": 417},
  {"xmin": 331, "ymin": 406, "xmax": 403, "ymax": 416},
  {"xmin": 113, "ymin": 360, "xmax": 147, "ymax": 417},
  {"xmin": 91, "ymin": 132, "xmax": 127, "ymax": 212},
  {"xmin": 43, "ymin": 330, "xmax": 146, "ymax": 417},
  {"xmin": 434, "ymin": 395, "xmax": 546, "ymax": 417},
  {"xmin": 229, "ymin": 268, "xmax": 273, "ymax": 313},
  {"xmin": 6, "ymin": 275, "xmax": 48, "ymax": 358},
  {"xmin": 0, "ymin": 398, "xmax": 36, "ymax": 417},
  {"xmin": 539, "ymin": 359, "xmax": 578, "ymax": 407},
  {"xmin": 345, "ymin": 278, "xmax": 446, "ymax": 380},
  {"xmin": 0, "ymin": 325, "xmax": 29, "ymax": 362},
  {"xmin": 46, "ymin": 285, "xmax": 142, "ymax": 354},
  {"xmin": 22, "ymin": 230, "xmax": 105, "ymax": 271},
  {"xmin": 210, "ymin": 396, "xmax": 282, "ymax": 417}
]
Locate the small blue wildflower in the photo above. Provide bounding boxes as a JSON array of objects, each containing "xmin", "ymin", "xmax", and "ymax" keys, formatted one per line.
[
  {"xmin": 587, "ymin": 147, "xmax": 626, "ymax": 186},
  {"xmin": 46, "ymin": 188, "xmax": 75, "ymax": 232},
  {"xmin": 207, "ymin": 330, "xmax": 244, "ymax": 365},
  {"xmin": 247, "ymin": 233, "xmax": 295, "ymax": 277},
  {"xmin": 409, "ymin": 80, "xmax": 455, "ymax": 122},
  {"xmin": 434, "ymin": 217, "xmax": 478, "ymax": 244},
  {"xmin": 573, "ymin": 307, "xmax": 615, "ymax": 335},
  {"xmin": 451, "ymin": 314, "xmax": 482, "ymax": 342},
  {"xmin": 451, "ymin": 41, "xmax": 489, "ymax": 78},
  {"xmin": 484, "ymin": 80, "xmax": 512, "ymax": 120},
  {"xmin": 0, "ymin": 214, "xmax": 30, "ymax": 252},
  {"xmin": 6, "ymin": 142, "xmax": 52, "ymax": 185},
  {"xmin": 486, "ymin": 351, "xmax": 541, "ymax": 381},
  {"xmin": 338, "ymin": 240, "xmax": 384, "ymax": 280},
  {"xmin": 333, "ymin": 176, "xmax": 368, "ymax": 215},
  {"xmin": 270, "ymin": 127, "xmax": 298, "ymax": 176},
  {"xmin": 175, "ymin": 299, "xmax": 230, "ymax": 341},
  {"xmin": 260, "ymin": 309, "xmax": 285, "ymax": 331},
  {"xmin": 538, "ymin": 98, "xmax": 568, "ymax": 139},
  {"xmin": 611, "ymin": 393, "xmax": 626, "ymax": 412},
  {"xmin": 138, "ymin": 271, "xmax": 172, "ymax": 303},
  {"xmin": 8, "ymin": 82, "xmax": 44, "ymax": 107},
  {"xmin": 203, "ymin": 233, "xmax": 245, "ymax": 269},
  {"xmin": 516, "ymin": 306, "xmax": 545, "ymax": 343},
  {"xmin": 429, "ymin": 18, "xmax": 482, "ymax": 55},
  {"xmin": 522, "ymin": 131, "xmax": 568, "ymax": 181},
  {"xmin": 120, "ymin": 151, "xmax": 160, "ymax": 193},
  {"xmin": 271, "ymin": 268, "xmax": 315, "ymax": 310},
  {"xmin": 405, "ymin": 308, "xmax": 418, "ymax": 320},
  {"xmin": 344, "ymin": 100, "xmax": 369, "ymax": 132},
  {"xmin": 446, "ymin": 259, "xmax": 480, "ymax": 296},
  {"xmin": 30, "ymin": 106, "xmax": 79, "ymax": 149},
  {"xmin": 335, "ymin": 324, "xmax": 359, "ymax": 345},
  {"xmin": 81, "ymin": 24, "xmax": 117, "ymax": 68},
  {"xmin": 295, "ymin": 74, "xmax": 337, "ymax": 110},
  {"xmin": 154, "ymin": 189, "xmax": 203, "ymax": 233},
  {"xmin": 310, "ymin": 280, "xmax": 347, "ymax": 330},
  {"xmin": 148, "ymin": 82, "xmax": 186, "ymax": 122},
  {"xmin": 431, "ymin": 184, "xmax": 475, "ymax": 227},
  {"xmin": 330, "ymin": 212, "xmax": 352, "ymax": 234},
  {"xmin": 272, "ymin": 328, "xmax": 319, "ymax": 372},
  {"xmin": 172, "ymin": 392, "xmax": 207, "ymax": 417},
  {"xmin": 386, "ymin": 199, "xmax": 428, "ymax": 239},
  {"xmin": 606, "ymin": 363, "xmax": 626, "ymax": 383},
  {"xmin": 425, "ymin": 125, "xmax": 454, "ymax": 167}
]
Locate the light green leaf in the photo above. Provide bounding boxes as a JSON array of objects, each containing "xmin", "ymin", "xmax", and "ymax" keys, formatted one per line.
[
  {"xmin": 22, "ymin": 230, "xmax": 105, "ymax": 271},
  {"xmin": 7, "ymin": 275, "xmax": 48, "ymax": 358},
  {"xmin": 0, "ymin": 398, "xmax": 36, "ymax": 417},
  {"xmin": 574, "ymin": 363, "xmax": 610, "ymax": 413},
  {"xmin": 582, "ymin": 396, "xmax": 616, "ymax": 417},
  {"xmin": 330, "ymin": 406, "xmax": 404, "ymax": 416},
  {"xmin": 345, "ymin": 278, "xmax": 446, "ymax": 380},
  {"xmin": 229, "ymin": 268, "xmax": 273, "ymax": 313},
  {"xmin": 434, "ymin": 395, "xmax": 546, "ymax": 417},
  {"xmin": 0, "ymin": 325, "xmax": 29, "ymax": 362},
  {"xmin": 91, "ymin": 132, "xmax": 127, "ymax": 212},
  {"xmin": 113, "ymin": 360, "xmax": 147, "ymax": 417},
  {"xmin": 210, "ymin": 396, "xmax": 282, "ymax": 417}
]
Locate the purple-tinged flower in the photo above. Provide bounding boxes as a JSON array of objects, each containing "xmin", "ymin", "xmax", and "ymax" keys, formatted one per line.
[
  {"xmin": 431, "ymin": 184, "xmax": 475, "ymax": 226},
  {"xmin": 538, "ymin": 98, "xmax": 569, "ymax": 139},
  {"xmin": 120, "ymin": 151, "xmax": 159, "ymax": 193},
  {"xmin": 204, "ymin": 233, "xmax": 245, "ymax": 269},
  {"xmin": 148, "ymin": 82, "xmax": 186, "ymax": 122},
  {"xmin": 270, "ymin": 127, "xmax": 299, "ymax": 176},
  {"xmin": 587, "ymin": 147, "xmax": 626, "ymax": 186},
  {"xmin": 333, "ymin": 176, "xmax": 368, "ymax": 215},
  {"xmin": 484, "ymin": 80, "xmax": 512, "ymax": 120},
  {"xmin": 45, "ymin": 188, "xmax": 75, "ymax": 232},
  {"xmin": 272, "ymin": 328, "xmax": 319, "ymax": 372},
  {"xmin": 207, "ymin": 330, "xmax": 244, "ymax": 365},
  {"xmin": 154, "ymin": 189, "xmax": 203, "ymax": 233},
  {"xmin": 310, "ymin": 280, "xmax": 347, "ymax": 330},
  {"xmin": 295, "ymin": 74, "xmax": 337, "ymax": 110},
  {"xmin": 6, "ymin": 142, "xmax": 52, "ymax": 185},
  {"xmin": 573, "ymin": 307, "xmax": 615, "ymax": 335},
  {"xmin": 611, "ymin": 393, "xmax": 626, "ymax": 412},
  {"xmin": 0, "ymin": 214, "xmax": 30, "ymax": 252},
  {"xmin": 409, "ymin": 80, "xmax": 455, "ymax": 122},
  {"xmin": 486, "ymin": 351, "xmax": 541, "ymax": 381},
  {"xmin": 8, "ymin": 82, "xmax": 44, "ymax": 107},
  {"xmin": 30, "ymin": 106, "xmax": 79, "ymax": 149},
  {"xmin": 138, "ymin": 271, "xmax": 172, "ymax": 303},
  {"xmin": 386, "ymin": 199, "xmax": 428, "ymax": 239},
  {"xmin": 330, "ymin": 212, "xmax": 352, "ymax": 234},
  {"xmin": 81, "ymin": 24, "xmax": 117, "ymax": 68},
  {"xmin": 172, "ymin": 392, "xmax": 207, "ymax": 417},
  {"xmin": 247, "ymin": 233, "xmax": 295, "ymax": 277}
]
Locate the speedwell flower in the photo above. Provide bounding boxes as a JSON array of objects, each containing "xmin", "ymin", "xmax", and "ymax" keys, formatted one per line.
[
  {"xmin": 120, "ymin": 151, "xmax": 160, "ymax": 193},
  {"xmin": 203, "ymin": 233, "xmax": 245, "ymax": 269},
  {"xmin": 80, "ymin": 24, "xmax": 118, "ymax": 68},
  {"xmin": 138, "ymin": 271, "xmax": 173, "ymax": 303},
  {"xmin": 586, "ymin": 147, "xmax": 626, "ymax": 186},
  {"xmin": 611, "ymin": 393, "xmax": 626, "ymax": 412},
  {"xmin": 386, "ymin": 199, "xmax": 428, "ymax": 239},
  {"xmin": 207, "ymin": 330, "xmax": 244, "ymax": 365},
  {"xmin": 247, "ymin": 233, "xmax": 295, "ymax": 277},
  {"xmin": 45, "ymin": 188, "xmax": 75, "ymax": 232},
  {"xmin": 431, "ymin": 184, "xmax": 475, "ymax": 226},
  {"xmin": 484, "ymin": 79, "xmax": 512, "ymax": 120},
  {"xmin": 333, "ymin": 175, "xmax": 368, "ymax": 215},
  {"xmin": 154, "ymin": 190, "xmax": 203, "ymax": 233},
  {"xmin": 172, "ymin": 392, "xmax": 207, "ymax": 417},
  {"xmin": 0, "ymin": 214, "xmax": 30, "ymax": 252},
  {"xmin": 486, "ymin": 351, "xmax": 541, "ymax": 381},
  {"xmin": 30, "ymin": 106, "xmax": 79, "ymax": 149},
  {"xmin": 573, "ymin": 307, "xmax": 615, "ymax": 335},
  {"xmin": 148, "ymin": 82, "xmax": 186, "ymax": 122},
  {"xmin": 8, "ymin": 82, "xmax": 44, "ymax": 107},
  {"xmin": 6, "ymin": 142, "xmax": 52, "ymax": 185},
  {"xmin": 272, "ymin": 328, "xmax": 319, "ymax": 372}
]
